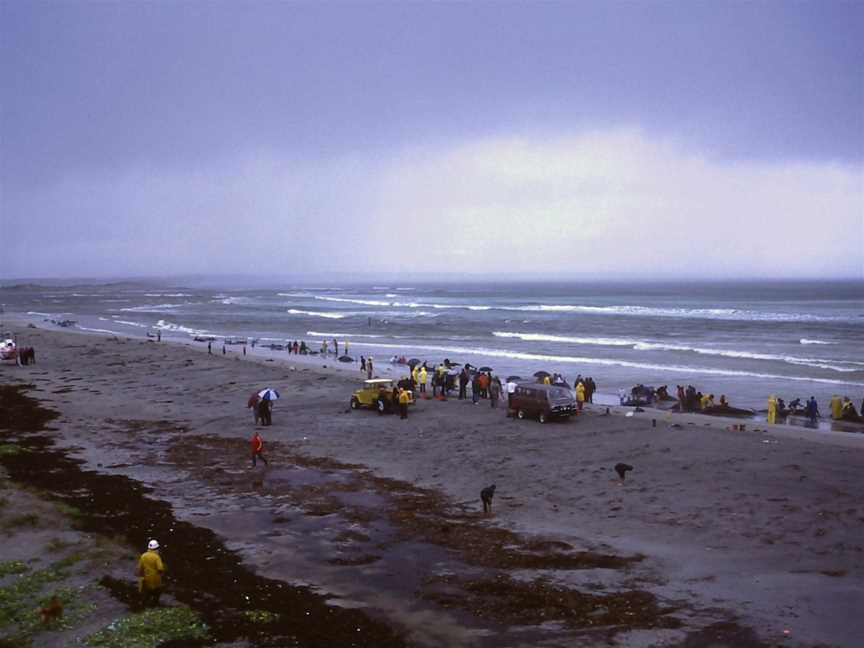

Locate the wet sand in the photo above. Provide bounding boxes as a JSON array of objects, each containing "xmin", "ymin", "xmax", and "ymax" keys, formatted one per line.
[{"xmin": 1, "ymin": 323, "xmax": 863, "ymax": 647}]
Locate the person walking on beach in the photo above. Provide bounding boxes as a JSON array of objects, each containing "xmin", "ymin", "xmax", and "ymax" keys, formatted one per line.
[
  {"xmin": 490, "ymin": 377, "xmax": 501, "ymax": 408},
  {"xmin": 137, "ymin": 540, "xmax": 165, "ymax": 607},
  {"xmin": 458, "ymin": 368, "xmax": 468, "ymax": 399},
  {"xmin": 471, "ymin": 372, "xmax": 480, "ymax": 404},
  {"xmin": 262, "ymin": 398, "xmax": 274, "ymax": 426},
  {"xmin": 248, "ymin": 393, "xmax": 261, "ymax": 425},
  {"xmin": 208, "ymin": 341, "xmax": 212, "ymax": 354},
  {"xmin": 506, "ymin": 377, "xmax": 517, "ymax": 410},
  {"xmin": 478, "ymin": 372, "xmax": 490, "ymax": 399},
  {"xmin": 157, "ymin": 330, "xmax": 161, "ymax": 342},
  {"xmin": 399, "ymin": 388, "xmax": 410, "ymax": 419},
  {"xmin": 333, "ymin": 338, "xmax": 339, "ymax": 356},
  {"xmin": 360, "ymin": 356, "xmax": 366, "ymax": 373},
  {"xmin": 419, "ymin": 365, "xmax": 427, "ymax": 395},
  {"xmin": 367, "ymin": 357, "xmax": 374, "ymax": 379},
  {"xmin": 587, "ymin": 377, "xmax": 596, "ymax": 403},
  {"xmin": 806, "ymin": 396, "xmax": 820, "ymax": 425},
  {"xmin": 576, "ymin": 380, "xmax": 586, "ymax": 411},
  {"xmin": 767, "ymin": 395, "xmax": 778, "ymax": 424},
  {"xmin": 250, "ymin": 431, "xmax": 268, "ymax": 466}
]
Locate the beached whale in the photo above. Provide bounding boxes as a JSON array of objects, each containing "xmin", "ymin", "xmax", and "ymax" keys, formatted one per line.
[{"xmin": 701, "ymin": 405, "xmax": 756, "ymax": 418}]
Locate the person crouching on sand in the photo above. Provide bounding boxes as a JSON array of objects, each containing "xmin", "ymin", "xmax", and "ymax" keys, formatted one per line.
[
  {"xmin": 251, "ymin": 431, "xmax": 268, "ymax": 467},
  {"xmin": 137, "ymin": 539, "xmax": 165, "ymax": 607}
]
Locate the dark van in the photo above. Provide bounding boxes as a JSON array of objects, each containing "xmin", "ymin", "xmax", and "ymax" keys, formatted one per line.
[{"xmin": 510, "ymin": 383, "xmax": 576, "ymax": 423}]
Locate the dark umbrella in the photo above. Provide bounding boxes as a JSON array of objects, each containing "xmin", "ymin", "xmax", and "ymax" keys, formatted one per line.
[
  {"xmin": 338, "ymin": 355, "xmax": 354, "ymax": 363},
  {"xmin": 407, "ymin": 358, "xmax": 422, "ymax": 368},
  {"xmin": 533, "ymin": 370, "xmax": 552, "ymax": 379},
  {"xmin": 506, "ymin": 375, "xmax": 522, "ymax": 382},
  {"xmin": 446, "ymin": 361, "xmax": 462, "ymax": 367},
  {"xmin": 478, "ymin": 366, "xmax": 493, "ymax": 373}
]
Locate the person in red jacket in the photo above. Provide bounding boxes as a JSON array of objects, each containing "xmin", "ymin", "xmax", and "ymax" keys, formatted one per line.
[{"xmin": 250, "ymin": 431, "xmax": 268, "ymax": 467}]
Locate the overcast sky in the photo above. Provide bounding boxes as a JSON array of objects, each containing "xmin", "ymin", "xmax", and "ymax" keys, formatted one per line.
[{"xmin": 1, "ymin": 1, "xmax": 862, "ymax": 280}]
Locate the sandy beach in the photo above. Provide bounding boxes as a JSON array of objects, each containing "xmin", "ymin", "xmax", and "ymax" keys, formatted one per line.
[{"xmin": 2, "ymin": 322, "xmax": 863, "ymax": 647}]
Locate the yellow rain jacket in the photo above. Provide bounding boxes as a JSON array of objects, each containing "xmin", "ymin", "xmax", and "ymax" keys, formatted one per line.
[
  {"xmin": 767, "ymin": 396, "xmax": 777, "ymax": 424},
  {"xmin": 576, "ymin": 383, "xmax": 585, "ymax": 403},
  {"xmin": 830, "ymin": 396, "xmax": 842, "ymax": 420},
  {"xmin": 137, "ymin": 550, "xmax": 165, "ymax": 591},
  {"xmin": 412, "ymin": 367, "xmax": 419, "ymax": 385},
  {"xmin": 399, "ymin": 389, "xmax": 410, "ymax": 405},
  {"xmin": 419, "ymin": 368, "xmax": 427, "ymax": 385},
  {"xmin": 700, "ymin": 394, "xmax": 711, "ymax": 410}
]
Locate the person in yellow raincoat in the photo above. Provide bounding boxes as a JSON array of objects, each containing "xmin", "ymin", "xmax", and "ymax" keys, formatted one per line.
[
  {"xmin": 418, "ymin": 366, "xmax": 427, "ymax": 395},
  {"xmin": 137, "ymin": 539, "xmax": 165, "ymax": 607},
  {"xmin": 411, "ymin": 365, "xmax": 419, "ymax": 390},
  {"xmin": 767, "ymin": 395, "xmax": 777, "ymax": 424},
  {"xmin": 576, "ymin": 381, "xmax": 586, "ymax": 411},
  {"xmin": 830, "ymin": 395, "xmax": 842, "ymax": 420},
  {"xmin": 399, "ymin": 388, "xmax": 410, "ymax": 419}
]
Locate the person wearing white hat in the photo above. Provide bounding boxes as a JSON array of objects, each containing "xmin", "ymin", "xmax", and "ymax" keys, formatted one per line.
[{"xmin": 137, "ymin": 539, "xmax": 165, "ymax": 606}]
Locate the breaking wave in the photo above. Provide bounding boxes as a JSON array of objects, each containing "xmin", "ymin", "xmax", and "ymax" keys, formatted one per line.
[
  {"xmin": 342, "ymin": 340, "xmax": 864, "ymax": 387},
  {"xmin": 494, "ymin": 331, "xmax": 864, "ymax": 373},
  {"xmin": 306, "ymin": 331, "xmax": 386, "ymax": 338},
  {"xmin": 154, "ymin": 320, "xmax": 211, "ymax": 336},
  {"xmin": 287, "ymin": 309, "xmax": 345, "ymax": 320},
  {"xmin": 307, "ymin": 294, "xmax": 850, "ymax": 322},
  {"xmin": 119, "ymin": 303, "xmax": 184, "ymax": 313}
]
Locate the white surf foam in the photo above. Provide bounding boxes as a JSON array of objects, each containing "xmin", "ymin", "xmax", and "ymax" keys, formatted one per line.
[
  {"xmin": 342, "ymin": 340, "xmax": 864, "ymax": 387},
  {"xmin": 78, "ymin": 326, "xmax": 125, "ymax": 335},
  {"xmin": 800, "ymin": 339, "xmax": 835, "ymax": 345},
  {"xmin": 287, "ymin": 309, "xmax": 345, "ymax": 320},
  {"xmin": 495, "ymin": 331, "xmax": 863, "ymax": 372},
  {"xmin": 315, "ymin": 296, "xmax": 392, "ymax": 307},
  {"xmin": 493, "ymin": 331, "xmax": 637, "ymax": 346},
  {"xmin": 119, "ymin": 303, "xmax": 183, "ymax": 313},
  {"xmin": 154, "ymin": 320, "xmax": 211, "ymax": 336},
  {"xmin": 144, "ymin": 293, "xmax": 192, "ymax": 297},
  {"xmin": 115, "ymin": 319, "xmax": 149, "ymax": 328},
  {"xmin": 306, "ymin": 331, "xmax": 386, "ymax": 338}
]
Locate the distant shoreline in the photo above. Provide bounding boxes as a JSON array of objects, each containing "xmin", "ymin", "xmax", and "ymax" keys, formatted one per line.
[{"xmin": 5, "ymin": 313, "xmax": 863, "ymax": 442}]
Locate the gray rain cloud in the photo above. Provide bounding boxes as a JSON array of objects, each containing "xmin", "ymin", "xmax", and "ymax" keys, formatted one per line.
[{"xmin": 2, "ymin": 2, "xmax": 862, "ymax": 280}]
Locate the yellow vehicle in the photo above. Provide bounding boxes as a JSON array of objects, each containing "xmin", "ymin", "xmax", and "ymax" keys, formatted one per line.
[{"xmin": 350, "ymin": 378, "xmax": 414, "ymax": 414}]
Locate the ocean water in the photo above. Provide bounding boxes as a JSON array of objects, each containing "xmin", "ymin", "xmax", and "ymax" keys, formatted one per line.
[{"xmin": 3, "ymin": 280, "xmax": 862, "ymax": 410}]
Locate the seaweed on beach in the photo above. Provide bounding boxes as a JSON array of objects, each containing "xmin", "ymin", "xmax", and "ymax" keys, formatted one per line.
[
  {"xmin": 421, "ymin": 573, "xmax": 681, "ymax": 634},
  {"xmin": 171, "ymin": 433, "xmax": 644, "ymax": 573},
  {"xmin": 0, "ymin": 384, "xmax": 406, "ymax": 648}
]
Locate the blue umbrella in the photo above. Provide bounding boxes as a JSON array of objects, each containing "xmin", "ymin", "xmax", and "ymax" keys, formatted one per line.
[{"xmin": 258, "ymin": 388, "xmax": 280, "ymax": 401}]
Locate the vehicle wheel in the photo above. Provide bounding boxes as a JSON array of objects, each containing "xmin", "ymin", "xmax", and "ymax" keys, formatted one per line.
[
  {"xmin": 350, "ymin": 398, "xmax": 359, "ymax": 410},
  {"xmin": 538, "ymin": 412, "xmax": 547, "ymax": 424},
  {"xmin": 516, "ymin": 409, "xmax": 525, "ymax": 420},
  {"xmin": 377, "ymin": 399, "xmax": 386, "ymax": 414}
]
